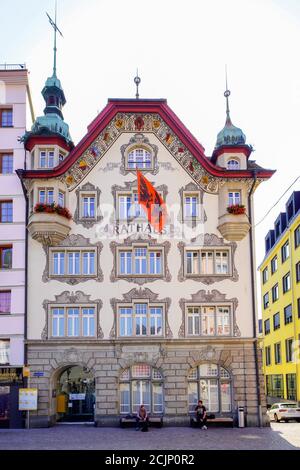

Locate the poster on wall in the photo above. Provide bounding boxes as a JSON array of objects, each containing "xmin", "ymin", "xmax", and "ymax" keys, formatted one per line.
[{"xmin": 19, "ymin": 388, "xmax": 38, "ymax": 410}]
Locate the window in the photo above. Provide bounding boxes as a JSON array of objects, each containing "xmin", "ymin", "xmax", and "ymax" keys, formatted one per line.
[
  {"xmin": 118, "ymin": 193, "xmax": 147, "ymax": 220},
  {"xmin": 264, "ymin": 319, "xmax": 270, "ymax": 335},
  {"xmin": 228, "ymin": 191, "xmax": 241, "ymax": 206},
  {"xmin": 285, "ymin": 338, "xmax": 294, "ymax": 362},
  {"xmin": 262, "ymin": 267, "xmax": 268, "ymax": 284},
  {"xmin": 51, "ymin": 249, "xmax": 96, "ymax": 277},
  {"xmin": 120, "ymin": 365, "xmax": 163, "ymax": 415},
  {"xmin": 0, "ymin": 246, "xmax": 12, "ymax": 269},
  {"xmin": 58, "ymin": 191, "xmax": 65, "ymax": 208},
  {"xmin": 82, "ymin": 196, "xmax": 95, "ymax": 218},
  {"xmin": 184, "ymin": 195, "xmax": 199, "ymax": 218},
  {"xmin": 271, "ymin": 256, "xmax": 278, "ymax": 274},
  {"xmin": 39, "ymin": 149, "xmax": 55, "ymax": 168},
  {"xmin": 0, "ymin": 201, "xmax": 12, "ymax": 223},
  {"xmin": 50, "ymin": 306, "xmax": 96, "ymax": 337},
  {"xmin": 263, "ymin": 292, "xmax": 269, "ymax": 309},
  {"xmin": 266, "ymin": 375, "xmax": 284, "ymax": 398},
  {"xmin": 281, "ymin": 241, "xmax": 289, "ymax": 263},
  {"xmin": 298, "ymin": 298, "xmax": 300, "ymax": 318},
  {"xmin": 38, "ymin": 188, "xmax": 54, "ymax": 204},
  {"xmin": 286, "ymin": 374, "xmax": 297, "ymax": 401},
  {"xmin": 59, "ymin": 152, "xmax": 65, "ymax": 163},
  {"xmin": 188, "ymin": 364, "xmax": 231, "ymax": 413},
  {"xmin": 0, "ymin": 154, "xmax": 13, "ymax": 174},
  {"xmin": 127, "ymin": 148, "xmax": 152, "ymax": 169},
  {"xmin": 186, "ymin": 305, "xmax": 231, "ymax": 336},
  {"xmin": 0, "ymin": 340, "xmax": 9, "ymax": 365},
  {"xmin": 274, "ymin": 343, "xmax": 281, "ymax": 364},
  {"xmin": 282, "ymin": 272, "xmax": 291, "ymax": 293},
  {"xmin": 0, "ymin": 291, "xmax": 11, "ymax": 313},
  {"xmin": 265, "ymin": 346, "xmax": 271, "ymax": 366},
  {"xmin": 0, "ymin": 109, "xmax": 13, "ymax": 127},
  {"xmin": 296, "ymin": 262, "xmax": 300, "ymax": 283},
  {"xmin": 118, "ymin": 247, "xmax": 163, "ymax": 276},
  {"xmin": 272, "ymin": 284, "xmax": 279, "ymax": 302},
  {"xmin": 295, "ymin": 225, "xmax": 300, "ymax": 249},
  {"xmin": 273, "ymin": 312, "xmax": 280, "ymax": 331},
  {"xmin": 118, "ymin": 303, "xmax": 163, "ymax": 337},
  {"xmin": 227, "ymin": 159, "xmax": 240, "ymax": 170},
  {"xmin": 284, "ymin": 304, "xmax": 292, "ymax": 325},
  {"xmin": 186, "ymin": 249, "xmax": 230, "ymax": 276}
]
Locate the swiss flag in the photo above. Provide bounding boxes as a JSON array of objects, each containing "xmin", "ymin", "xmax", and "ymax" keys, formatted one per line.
[{"xmin": 137, "ymin": 170, "xmax": 167, "ymax": 233}]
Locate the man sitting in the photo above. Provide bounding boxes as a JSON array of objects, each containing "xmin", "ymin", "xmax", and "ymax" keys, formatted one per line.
[{"xmin": 194, "ymin": 400, "xmax": 207, "ymax": 430}]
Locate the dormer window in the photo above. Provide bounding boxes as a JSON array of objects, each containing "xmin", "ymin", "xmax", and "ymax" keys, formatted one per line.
[
  {"xmin": 39, "ymin": 149, "xmax": 55, "ymax": 168},
  {"xmin": 127, "ymin": 147, "xmax": 152, "ymax": 170},
  {"xmin": 227, "ymin": 159, "xmax": 240, "ymax": 170}
]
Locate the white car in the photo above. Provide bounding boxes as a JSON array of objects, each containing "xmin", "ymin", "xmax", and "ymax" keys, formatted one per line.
[{"xmin": 267, "ymin": 403, "xmax": 300, "ymax": 422}]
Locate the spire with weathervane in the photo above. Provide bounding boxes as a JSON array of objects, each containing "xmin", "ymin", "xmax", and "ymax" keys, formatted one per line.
[
  {"xmin": 23, "ymin": 1, "xmax": 73, "ymax": 148},
  {"xmin": 215, "ymin": 67, "xmax": 246, "ymax": 149}
]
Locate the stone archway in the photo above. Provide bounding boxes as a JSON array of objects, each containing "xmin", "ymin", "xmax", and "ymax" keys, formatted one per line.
[{"xmin": 52, "ymin": 365, "xmax": 95, "ymax": 423}]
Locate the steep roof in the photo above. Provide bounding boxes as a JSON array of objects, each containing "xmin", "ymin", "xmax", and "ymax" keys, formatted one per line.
[{"xmin": 19, "ymin": 99, "xmax": 275, "ymax": 180}]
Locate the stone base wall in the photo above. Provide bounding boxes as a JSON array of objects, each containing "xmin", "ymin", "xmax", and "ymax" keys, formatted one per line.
[{"xmin": 27, "ymin": 339, "xmax": 268, "ymax": 428}]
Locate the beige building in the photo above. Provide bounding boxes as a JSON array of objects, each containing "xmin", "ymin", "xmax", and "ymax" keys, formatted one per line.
[{"xmin": 18, "ymin": 66, "xmax": 274, "ymax": 426}]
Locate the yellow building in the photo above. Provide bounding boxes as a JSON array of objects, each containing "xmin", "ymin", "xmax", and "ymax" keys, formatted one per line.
[{"xmin": 259, "ymin": 191, "xmax": 300, "ymax": 404}]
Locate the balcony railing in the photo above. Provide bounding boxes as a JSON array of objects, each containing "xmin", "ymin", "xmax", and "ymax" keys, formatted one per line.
[{"xmin": 0, "ymin": 64, "xmax": 26, "ymax": 71}]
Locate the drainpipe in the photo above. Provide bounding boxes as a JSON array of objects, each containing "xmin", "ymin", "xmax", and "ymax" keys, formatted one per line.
[
  {"xmin": 248, "ymin": 169, "xmax": 263, "ymax": 427},
  {"xmin": 16, "ymin": 170, "xmax": 29, "ymax": 376}
]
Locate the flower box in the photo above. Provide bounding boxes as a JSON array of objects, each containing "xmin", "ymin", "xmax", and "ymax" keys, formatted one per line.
[
  {"xmin": 227, "ymin": 204, "xmax": 246, "ymax": 215},
  {"xmin": 34, "ymin": 203, "xmax": 72, "ymax": 220}
]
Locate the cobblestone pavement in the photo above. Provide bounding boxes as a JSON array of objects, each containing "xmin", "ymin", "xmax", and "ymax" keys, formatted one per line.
[{"xmin": 0, "ymin": 422, "xmax": 299, "ymax": 450}]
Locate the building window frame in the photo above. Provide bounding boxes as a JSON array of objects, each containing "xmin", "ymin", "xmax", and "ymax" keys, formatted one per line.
[
  {"xmin": 110, "ymin": 236, "xmax": 171, "ymax": 285},
  {"xmin": 286, "ymin": 373, "xmax": 297, "ymax": 401},
  {"xmin": 110, "ymin": 288, "xmax": 172, "ymax": 339},
  {"xmin": 117, "ymin": 302, "xmax": 165, "ymax": 338},
  {"xmin": 265, "ymin": 346, "xmax": 271, "ymax": 366},
  {"xmin": 185, "ymin": 304, "xmax": 232, "ymax": 337},
  {"xmin": 262, "ymin": 267, "xmax": 268, "ymax": 284},
  {"xmin": 263, "ymin": 292, "xmax": 269, "ymax": 310},
  {"xmin": 0, "ymin": 339, "xmax": 10, "ymax": 365},
  {"xmin": 273, "ymin": 312, "xmax": 280, "ymax": 331},
  {"xmin": 264, "ymin": 318, "xmax": 270, "ymax": 335},
  {"xmin": 296, "ymin": 262, "xmax": 300, "ymax": 283},
  {"xmin": 272, "ymin": 283, "xmax": 279, "ymax": 303},
  {"xmin": 227, "ymin": 159, "xmax": 240, "ymax": 170},
  {"xmin": 119, "ymin": 364, "xmax": 164, "ymax": 415},
  {"xmin": 38, "ymin": 148, "xmax": 55, "ymax": 169},
  {"xmin": 0, "ymin": 153, "xmax": 13, "ymax": 174},
  {"xmin": 282, "ymin": 272, "xmax": 291, "ymax": 293},
  {"xmin": 0, "ymin": 108, "xmax": 13, "ymax": 127},
  {"xmin": 74, "ymin": 182, "xmax": 102, "ymax": 228},
  {"xmin": 0, "ymin": 290, "xmax": 11, "ymax": 314},
  {"xmin": 228, "ymin": 190, "xmax": 241, "ymax": 206},
  {"xmin": 274, "ymin": 342, "xmax": 281, "ymax": 365},
  {"xmin": 43, "ymin": 235, "xmax": 103, "ymax": 285},
  {"xmin": 281, "ymin": 241, "xmax": 290, "ymax": 263},
  {"xmin": 271, "ymin": 255, "xmax": 278, "ymax": 275},
  {"xmin": 0, "ymin": 245, "xmax": 12, "ymax": 269},
  {"xmin": 284, "ymin": 304, "xmax": 293, "ymax": 325},
  {"xmin": 295, "ymin": 224, "xmax": 300, "ymax": 249},
  {"xmin": 43, "ymin": 290, "xmax": 103, "ymax": 340},
  {"xmin": 0, "ymin": 200, "xmax": 13, "ymax": 223},
  {"xmin": 120, "ymin": 133, "xmax": 159, "ymax": 176},
  {"xmin": 188, "ymin": 364, "xmax": 232, "ymax": 414},
  {"xmin": 285, "ymin": 338, "xmax": 294, "ymax": 363}
]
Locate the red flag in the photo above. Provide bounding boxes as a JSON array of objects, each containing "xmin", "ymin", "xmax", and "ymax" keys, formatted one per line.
[{"xmin": 136, "ymin": 170, "xmax": 167, "ymax": 233}]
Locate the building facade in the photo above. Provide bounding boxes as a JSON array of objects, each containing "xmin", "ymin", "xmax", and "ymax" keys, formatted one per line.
[
  {"xmin": 0, "ymin": 64, "xmax": 34, "ymax": 427},
  {"xmin": 259, "ymin": 191, "xmax": 300, "ymax": 404},
  {"xmin": 18, "ymin": 62, "xmax": 274, "ymax": 427}
]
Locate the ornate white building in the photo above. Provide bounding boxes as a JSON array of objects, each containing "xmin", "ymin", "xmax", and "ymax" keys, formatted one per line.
[{"xmin": 18, "ymin": 62, "xmax": 274, "ymax": 426}]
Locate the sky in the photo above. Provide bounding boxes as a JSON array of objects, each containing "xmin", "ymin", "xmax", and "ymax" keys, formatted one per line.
[{"xmin": 1, "ymin": 0, "xmax": 300, "ymax": 314}]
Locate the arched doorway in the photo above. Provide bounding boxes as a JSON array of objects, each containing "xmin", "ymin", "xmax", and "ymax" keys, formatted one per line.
[{"xmin": 56, "ymin": 365, "xmax": 95, "ymax": 422}]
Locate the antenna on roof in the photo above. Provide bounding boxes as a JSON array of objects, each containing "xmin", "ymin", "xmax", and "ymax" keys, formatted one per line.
[{"xmin": 46, "ymin": 0, "xmax": 63, "ymax": 77}]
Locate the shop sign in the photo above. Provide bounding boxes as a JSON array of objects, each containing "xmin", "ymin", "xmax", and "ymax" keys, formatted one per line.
[
  {"xmin": 69, "ymin": 393, "xmax": 86, "ymax": 400},
  {"xmin": 33, "ymin": 371, "xmax": 44, "ymax": 377},
  {"xmin": 19, "ymin": 388, "xmax": 38, "ymax": 410},
  {"xmin": 0, "ymin": 368, "xmax": 22, "ymax": 383}
]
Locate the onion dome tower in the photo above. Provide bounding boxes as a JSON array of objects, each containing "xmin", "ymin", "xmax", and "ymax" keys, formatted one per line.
[
  {"xmin": 22, "ymin": 5, "xmax": 73, "ymax": 167},
  {"xmin": 211, "ymin": 72, "xmax": 252, "ymax": 170}
]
